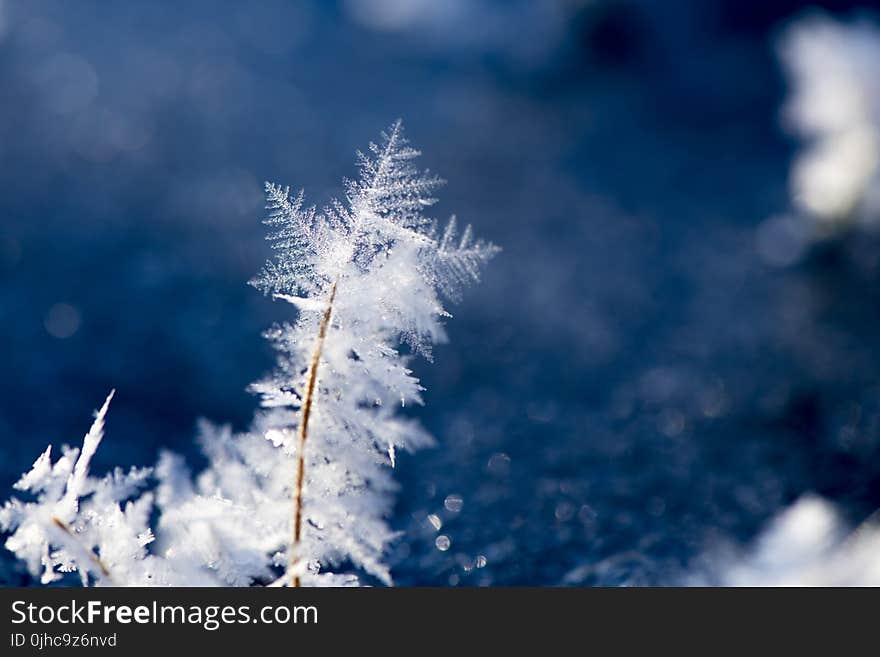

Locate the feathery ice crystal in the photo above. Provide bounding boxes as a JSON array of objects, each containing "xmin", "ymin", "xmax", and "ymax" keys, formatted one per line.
[{"xmin": 1, "ymin": 121, "xmax": 497, "ymax": 586}]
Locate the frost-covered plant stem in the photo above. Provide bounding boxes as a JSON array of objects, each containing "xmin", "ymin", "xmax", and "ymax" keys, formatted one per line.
[
  {"xmin": 247, "ymin": 120, "xmax": 496, "ymax": 585},
  {"xmin": 290, "ymin": 279, "xmax": 337, "ymax": 587},
  {"xmin": 2, "ymin": 120, "xmax": 497, "ymax": 587},
  {"xmin": 51, "ymin": 517, "xmax": 114, "ymax": 583}
]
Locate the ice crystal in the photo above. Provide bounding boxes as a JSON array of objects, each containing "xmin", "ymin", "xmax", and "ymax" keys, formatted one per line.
[{"xmin": 2, "ymin": 121, "xmax": 496, "ymax": 587}]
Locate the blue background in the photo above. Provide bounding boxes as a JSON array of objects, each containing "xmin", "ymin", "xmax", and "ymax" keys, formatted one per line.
[{"xmin": 2, "ymin": 0, "xmax": 879, "ymax": 585}]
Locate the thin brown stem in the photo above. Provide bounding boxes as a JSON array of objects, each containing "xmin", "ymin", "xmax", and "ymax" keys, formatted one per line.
[
  {"xmin": 51, "ymin": 516, "xmax": 115, "ymax": 584},
  {"xmin": 290, "ymin": 280, "xmax": 337, "ymax": 587}
]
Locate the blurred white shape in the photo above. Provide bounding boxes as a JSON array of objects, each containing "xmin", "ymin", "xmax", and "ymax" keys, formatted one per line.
[
  {"xmin": 793, "ymin": 126, "xmax": 879, "ymax": 221},
  {"xmin": 779, "ymin": 14, "xmax": 880, "ymax": 233},
  {"xmin": 33, "ymin": 53, "xmax": 98, "ymax": 115},
  {"xmin": 708, "ymin": 495, "xmax": 880, "ymax": 586},
  {"xmin": 44, "ymin": 303, "xmax": 81, "ymax": 339}
]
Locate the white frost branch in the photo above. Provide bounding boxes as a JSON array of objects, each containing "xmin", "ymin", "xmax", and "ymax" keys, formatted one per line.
[{"xmin": 2, "ymin": 121, "xmax": 496, "ymax": 588}]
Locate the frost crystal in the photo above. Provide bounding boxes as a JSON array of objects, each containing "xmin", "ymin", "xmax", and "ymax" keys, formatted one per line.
[
  {"xmin": 0, "ymin": 391, "xmax": 164, "ymax": 586},
  {"xmin": 239, "ymin": 119, "xmax": 498, "ymax": 584},
  {"xmin": 2, "ymin": 121, "xmax": 496, "ymax": 587}
]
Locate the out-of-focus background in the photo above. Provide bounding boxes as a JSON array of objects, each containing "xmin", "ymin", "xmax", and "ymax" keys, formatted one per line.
[{"xmin": 2, "ymin": 0, "xmax": 880, "ymax": 585}]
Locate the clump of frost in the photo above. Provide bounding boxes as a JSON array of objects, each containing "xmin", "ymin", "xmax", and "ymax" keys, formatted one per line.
[
  {"xmin": 0, "ymin": 392, "xmax": 174, "ymax": 586},
  {"xmin": 690, "ymin": 495, "xmax": 880, "ymax": 586},
  {"xmin": 778, "ymin": 13, "xmax": 880, "ymax": 234},
  {"xmin": 1, "ymin": 121, "xmax": 497, "ymax": 587},
  {"xmin": 176, "ymin": 119, "xmax": 498, "ymax": 585}
]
